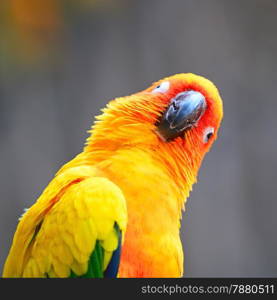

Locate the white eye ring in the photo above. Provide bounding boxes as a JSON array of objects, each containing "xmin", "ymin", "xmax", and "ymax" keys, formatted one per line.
[
  {"xmin": 203, "ymin": 127, "xmax": 214, "ymax": 143},
  {"xmin": 151, "ymin": 81, "xmax": 170, "ymax": 93}
]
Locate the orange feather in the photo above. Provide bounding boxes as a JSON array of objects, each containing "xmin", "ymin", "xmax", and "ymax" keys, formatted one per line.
[{"xmin": 60, "ymin": 73, "xmax": 223, "ymax": 277}]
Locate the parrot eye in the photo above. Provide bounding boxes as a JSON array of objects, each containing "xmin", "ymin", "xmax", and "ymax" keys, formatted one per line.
[
  {"xmin": 152, "ymin": 81, "xmax": 170, "ymax": 93},
  {"xmin": 203, "ymin": 127, "xmax": 214, "ymax": 143}
]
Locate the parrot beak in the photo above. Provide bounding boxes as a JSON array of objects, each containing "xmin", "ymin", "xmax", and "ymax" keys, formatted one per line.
[{"xmin": 156, "ymin": 90, "xmax": 206, "ymax": 142}]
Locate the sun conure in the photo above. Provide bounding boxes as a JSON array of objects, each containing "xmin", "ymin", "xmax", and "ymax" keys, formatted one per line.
[{"xmin": 3, "ymin": 73, "xmax": 223, "ymax": 278}]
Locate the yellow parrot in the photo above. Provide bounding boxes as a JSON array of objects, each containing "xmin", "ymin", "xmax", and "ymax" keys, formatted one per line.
[{"xmin": 3, "ymin": 73, "xmax": 223, "ymax": 278}]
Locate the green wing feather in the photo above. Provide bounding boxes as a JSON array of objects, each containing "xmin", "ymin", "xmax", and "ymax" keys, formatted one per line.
[
  {"xmin": 70, "ymin": 241, "xmax": 104, "ymax": 278},
  {"xmin": 70, "ymin": 224, "xmax": 121, "ymax": 278}
]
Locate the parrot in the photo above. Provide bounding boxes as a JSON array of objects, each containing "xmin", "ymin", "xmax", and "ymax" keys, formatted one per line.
[{"xmin": 3, "ymin": 73, "xmax": 223, "ymax": 278}]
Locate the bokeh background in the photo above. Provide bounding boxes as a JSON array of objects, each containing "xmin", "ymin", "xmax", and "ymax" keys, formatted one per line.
[{"xmin": 1, "ymin": 0, "xmax": 277, "ymax": 277}]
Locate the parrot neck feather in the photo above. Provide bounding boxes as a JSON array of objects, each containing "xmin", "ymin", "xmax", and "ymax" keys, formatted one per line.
[{"xmin": 61, "ymin": 96, "xmax": 205, "ymax": 216}]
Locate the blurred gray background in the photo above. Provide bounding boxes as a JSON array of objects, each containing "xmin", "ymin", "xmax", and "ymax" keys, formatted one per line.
[{"xmin": 1, "ymin": 0, "xmax": 276, "ymax": 277}]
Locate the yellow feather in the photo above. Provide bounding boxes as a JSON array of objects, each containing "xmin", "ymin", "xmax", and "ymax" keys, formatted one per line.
[
  {"xmin": 100, "ymin": 228, "xmax": 118, "ymax": 252},
  {"xmin": 103, "ymin": 251, "xmax": 113, "ymax": 271},
  {"xmin": 3, "ymin": 172, "xmax": 127, "ymax": 277},
  {"xmin": 70, "ymin": 260, "xmax": 88, "ymax": 276}
]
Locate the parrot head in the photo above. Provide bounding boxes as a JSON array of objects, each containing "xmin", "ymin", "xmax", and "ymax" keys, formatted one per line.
[
  {"xmin": 86, "ymin": 73, "xmax": 223, "ymax": 196},
  {"xmin": 145, "ymin": 73, "xmax": 223, "ymax": 146}
]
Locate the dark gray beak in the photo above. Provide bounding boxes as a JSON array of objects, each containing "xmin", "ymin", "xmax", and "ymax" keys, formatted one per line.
[{"xmin": 156, "ymin": 90, "xmax": 206, "ymax": 142}]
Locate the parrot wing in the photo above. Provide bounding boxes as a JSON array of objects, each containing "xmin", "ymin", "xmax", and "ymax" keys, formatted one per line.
[{"xmin": 3, "ymin": 166, "xmax": 127, "ymax": 278}]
